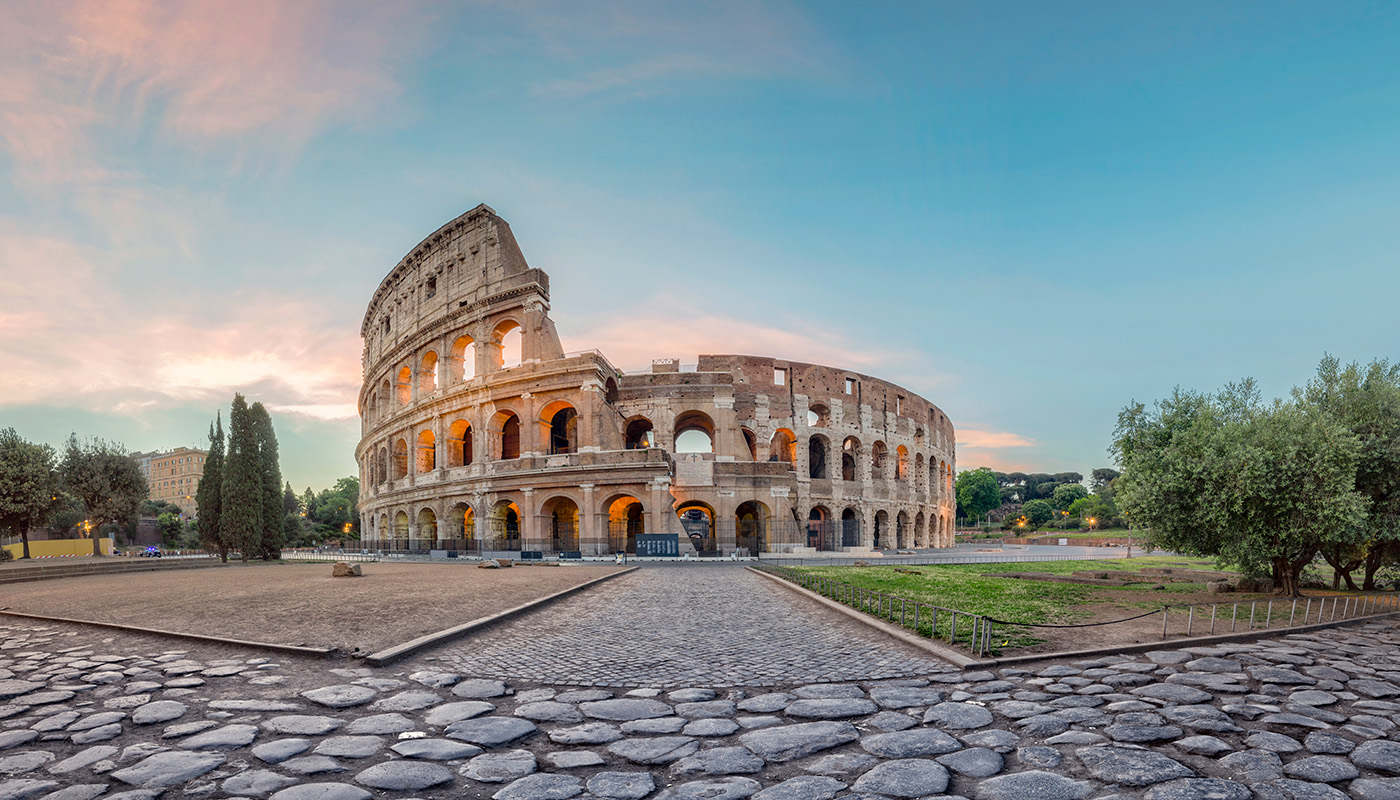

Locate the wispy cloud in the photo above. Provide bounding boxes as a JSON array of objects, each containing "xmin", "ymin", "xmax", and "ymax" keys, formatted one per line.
[
  {"xmin": 0, "ymin": 0, "xmax": 420, "ymax": 184},
  {"xmin": 958, "ymin": 429, "xmax": 1035, "ymax": 449},
  {"xmin": 563, "ymin": 307, "xmax": 892, "ymax": 374}
]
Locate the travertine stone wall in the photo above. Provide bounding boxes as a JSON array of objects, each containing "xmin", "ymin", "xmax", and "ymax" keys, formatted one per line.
[{"xmin": 356, "ymin": 205, "xmax": 956, "ymax": 554}]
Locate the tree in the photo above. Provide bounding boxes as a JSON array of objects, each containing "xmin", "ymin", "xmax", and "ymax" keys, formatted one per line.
[
  {"xmin": 955, "ymin": 467, "xmax": 1001, "ymax": 525},
  {"xmin": 250, "ymin": 402, "xmax": 284, "ymax": 560},
  {"xmin": 283, "ymin": 482, "xmax": 299, "ymax": 516},
  {"xmin": 0, "ymin": 429, "xmax": 60, "ymax": 559},
  {"xmin": 1113, "ymin": 380, "xmax": 1367, "ymax": 596},
  {"xmin": 196, "ymin": 416, "xmax": 228, "ymax": 561},
  {"xmin": 221, "ymin": 394, "xmax": 262, "ymax": 562},
  {"xmin": 1022, "ymin": 499, "xmax": 1054, "ymax": 527},
  {"xmin": 1051, "ymin": 482, "xmax": 1089, "ymax": 510},
  {"xmin": 58, "ymin": 435, "xmax": 147, "ymax": 556},
  {"xmin": 1090, "ymin": 468, "xmax": 1121, "ymax": 494},
  {"xmin": 1294, "ymin": 355, "xmax": 1400, "ymax": 589},
  {"xmin": 157, "ymin": 512, "xmax": 183, "ymax": 548}
]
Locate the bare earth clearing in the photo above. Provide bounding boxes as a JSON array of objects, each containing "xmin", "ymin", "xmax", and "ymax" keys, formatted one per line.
[{"xmin": 0, "ymin": 561, "xmax": 622, "ymax": 653}]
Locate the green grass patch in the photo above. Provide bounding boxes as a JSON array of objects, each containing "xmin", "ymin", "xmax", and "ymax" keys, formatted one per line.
[{"xmin": 786, "ymin": 555, "xmax": 1231, "ymax": 650}]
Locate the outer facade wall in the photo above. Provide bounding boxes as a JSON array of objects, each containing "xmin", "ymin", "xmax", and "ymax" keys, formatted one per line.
[{"xmin": 355, "ymin": 206, "xmax": 956, "ymax": 554}]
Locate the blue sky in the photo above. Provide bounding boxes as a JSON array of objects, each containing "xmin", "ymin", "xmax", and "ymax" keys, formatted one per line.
[{"xmin": 2, "ymin": 0, "xmax": 1397, "ymax": 491}]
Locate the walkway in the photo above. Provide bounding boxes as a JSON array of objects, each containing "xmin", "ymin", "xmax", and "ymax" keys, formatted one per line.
[{"xmin": 433, "ymin": 564, "xmax": 954, "ymax": 687}]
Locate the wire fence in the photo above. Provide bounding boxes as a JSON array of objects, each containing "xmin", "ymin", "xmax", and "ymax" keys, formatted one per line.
[
  {"xmin": 754, "ymin": 564, "xmax": 996, "ymax": 656},
  {"xmin": 1153, "ymin": 592, "xmax": 1400, "ymax": 639}
]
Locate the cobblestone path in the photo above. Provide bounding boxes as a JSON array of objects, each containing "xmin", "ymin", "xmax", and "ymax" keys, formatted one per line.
[{"xmin": 434, "ymin": 565, "xmax": 953, "ymax": 687}]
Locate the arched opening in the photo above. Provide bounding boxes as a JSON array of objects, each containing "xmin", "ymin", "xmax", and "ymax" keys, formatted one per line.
[
  {"xmin": 417, "ymin": 507, "xmax": 438, "ymax": 546},
  {"xmin": 741, "ymin": 428, "xmax": 758, "ymax": 461},
  {"xmin": 871, "ymin": 441, "xmax": 888, "ymax": 480},
  {"xmin": 897, "ymin": 510, "xmax": 910, "ymax": 548},
  {"xmin": 379, "ymin": 379, "xmax": 391, "ymax": 416},
  {"xmin": 604, "ymin": 377, "xmax": 619, "ymax": 404},
  {"xmin": 542, "ymin": 496, "xmax": 579, "ymax": 552},
  {"xmin": 494, "ymin": 320, "xmax": 523, "ymax": 369},
  {"xmin": 915, "ymin": 426, "xmax": 926, "ymax": 446},
  {"xmin": 378, "ymin": 513, "xmax": 388, "ymax": 545},
  {"xmin": 735, "ymin": 500, "xmax": 768, "ymax": 556},
  {"xmin": 625, "ymin": 417, "xmax": 655, "ymax": 449},
  {"xmin": 896, "ymin": 446, "xmax": 910, "ymax": 481},
  {"xmin": 393, "ymin": 510, "xmax": 410, "ymax": 546},
  {"xmin": 450, "ymin": 335, "xmax": 477, "ymax": 382},
  {"xmin": 676, "ymin": 502, "xmax": 716, "ymax": 555},
  {"xmin": 541, "ymin": 402, "xmax": 579, "ymax": 455},
  {"xmin": 807, "ymin": 403, "xmax": 830, "ymax": 428},
  {"xmin": 770, "ymin": 429, "xmax": 797, "ymax": 465},
  {"xmin": 606, "ymin": 495, "xmax": 645, "ymax": 554},
  {"xmin": 930, "ymin": 460, "xmax": 940, "ymax": 498},
  {"xmin": 447, "ymin": 420, "xmax": 473, "ymax": 467},
  {"xmin": 673, "ymin": 410, "xmax": 715, "ymax": 454},
  {"xmin": 366, "ymin": 393, "xmax": 376, "ymax": 424},
  {"xmin": 493, "ymin": 411, "xmax": 521, "ymax": 460},
  {"xmin": 842, "ymin": 437, "xmax": 859, "ymax": 482},
  {"xmin": 377, "ymin": 447, "xmax": 388, "ymax": 485},
  {"xmin": 392, "ymin": 438, "xmax": 408, "ymax": 480},
  {"xmin": 452, "ymin": 502, "xmax": 475, "ymax": 543},
  {"xmin": 915, "ymin": 453, "xmax": 926, "ymax": 494},
  {"xmin": 489, "ymin": 500, "xmax": 521, "ymax": 546},
  {"xmin": 419, "ymin": 351, "xmax": 439, "ymax": 395},
  {"xmin": 915, "ymin": 512, "xmax": 926, "ymax": 548},
  {"xmin": 874, "ymin": 509, "xmax": 889, "ymax": 549},
  {"xmin": 396, "ymin": 366, "xmax": 412, "ymax": 405},
  {"xmin": 841, "ymin": 508, "xmax": 860, "ymax": 548},
  {"xmin": 808, "ymin": 435, "xmax": 828, "ymax": 480},
  {"xmin": 808, "ymin": 506, "xmax": 833, "ymax": 550},
  {"xmin": 416, "ymin": 429, "xmax": 436, "ymax": 473}
]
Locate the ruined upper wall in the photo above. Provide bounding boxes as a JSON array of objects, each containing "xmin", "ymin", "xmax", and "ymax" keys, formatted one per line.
[
  {"xmin": 360, "ymin": 204, "xmax": 548, "ymax": 338},
  {"xmin": 697, "ymin": 354, "xmax": 955, "ymax": 447}
]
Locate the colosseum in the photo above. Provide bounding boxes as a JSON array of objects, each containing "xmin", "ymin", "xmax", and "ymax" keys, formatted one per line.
[{"xmin": 356, "ymin": 204, "xmax": 956, "ymax": 557}]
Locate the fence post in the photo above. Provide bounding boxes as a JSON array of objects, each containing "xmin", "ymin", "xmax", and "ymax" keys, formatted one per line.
[
  {"xmin": 1289, "ymin": 598, "xmax": 1297, "ymax": 627},
  {"xmin": 1265, "ymin": 599, "xmax": 1273, "ymax": 629},
  {"xmin": 950, "ymin": 612, "xmax": 957, "ymax": 645},
  {"xmin": 1231, "ymin": 603, "xmax": 1238, "ymax": 632},
  {"xmin": 1331, "ymin": 596, "xmax": 1339, "ymax": 622},
  {"xmin": 1249, "ymin": 602, "xmax": 1256, "ymax": 630},
  {"xmin": 1305, "ymin": 598, "xmax": 1313, "ymax": 624},
  {"xmin": 914, "ymin": 604, "xmax": 919, "ymax": 636},
  {"xmin": 1210, "ymin": 604, "xmax": 1217, "ymax": 635},
  {"xmin": 1162, "ymin": 607, "xmax": 1169, "ymax": 639}
]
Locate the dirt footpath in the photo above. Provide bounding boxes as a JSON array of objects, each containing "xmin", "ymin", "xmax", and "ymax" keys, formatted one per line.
[{"xmin": 0, "ymin": 561, "xmax": 622, "ymax": 653}]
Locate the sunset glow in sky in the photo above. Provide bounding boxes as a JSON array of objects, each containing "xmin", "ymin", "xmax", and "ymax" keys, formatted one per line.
[{"xmin": 2, "ymin": 1, "xmax": 1398, "ymax": 490}]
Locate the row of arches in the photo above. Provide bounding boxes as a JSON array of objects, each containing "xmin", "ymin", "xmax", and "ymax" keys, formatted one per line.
[
  {"xmin": 364, "ymin": 492, "xmax": 951, "ymax": 555},
  {"xmin": 365, "ymin": 320, "xmax": 525, "ymax": 424},
  {"xmin": 369, "ymin": 402, "xmax": 581, "ymax": 484}
]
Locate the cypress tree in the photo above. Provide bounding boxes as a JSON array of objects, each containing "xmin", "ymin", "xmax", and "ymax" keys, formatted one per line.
[
  {"xmin": 283, "ymin": 482, "xmax": 299, "ymax": 516},
  {"xmin": 195, "ymin": 415, "xmax": 226, "ymax": 562},
  {"xmin": 250, "ymin": 402, "xmax": 283, "ymax": 560},
  {"xmin": 221, "ymin": 394, "xmax": 262, "ymax": 562}
]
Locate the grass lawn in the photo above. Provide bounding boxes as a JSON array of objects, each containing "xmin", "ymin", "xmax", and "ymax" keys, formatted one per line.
[{"xmin": 791, "ymin": 555, "xmax": 1233, "ymax": 649}]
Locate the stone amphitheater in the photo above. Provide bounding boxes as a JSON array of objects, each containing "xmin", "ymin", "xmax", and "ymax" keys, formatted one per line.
[{"xmin": 355, "ymin": 205, "xmax": 956, "ymax": 557}]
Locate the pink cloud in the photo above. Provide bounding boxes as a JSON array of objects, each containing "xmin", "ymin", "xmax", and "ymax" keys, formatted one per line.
[
  {"xmin": 562, "ymin": 310, "xmax": 893, "ymax": 374},
  {"xmin": 958, "ymin": 428, "xmax": 1036, "ymax": 449},
  {"xmin": 0, "ymin": 0, "xmax": 422, "ymax": 184},
  {"xmin": 0, "ymin": 224, "xmax": 362, "ymax": 421}
]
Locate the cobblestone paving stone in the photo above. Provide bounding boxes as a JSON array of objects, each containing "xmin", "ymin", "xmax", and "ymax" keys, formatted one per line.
[
  {"xmin": 437, "ymin": 566, "xmax": 953, "ymax": 687},
  {"xmin": 0, "ymin": 578, "xmax": 1398, "ymax": 799}
]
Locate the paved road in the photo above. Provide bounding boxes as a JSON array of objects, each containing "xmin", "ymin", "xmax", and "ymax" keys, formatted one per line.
[
  {"xmin": 2, "ymin": 613, "xmax": 1399, "ymax": 799},
  {"xmin": 434, "ymin": 564, "xmax": 954, "ymax": 687}
]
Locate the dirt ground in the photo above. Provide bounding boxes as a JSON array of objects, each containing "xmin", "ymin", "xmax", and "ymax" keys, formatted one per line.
[
  {"xmin": 0, "ymin": 561, "xmax": 622, "ymax": 654},
  {"xmin": 1001, "ymin": 587, "xmax": 1369, "ymax": 655}
]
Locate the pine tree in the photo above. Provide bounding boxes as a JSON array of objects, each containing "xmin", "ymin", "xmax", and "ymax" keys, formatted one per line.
[
  {"xmin": 220, "ymin": 394, "xmax": 262, "ymax": 562},
  {"xmin": 195, "ymin": 415, "xmax": 227, "ymax": 561},
  {"xmin": 283, "ymin": 482, "xmax": 299, "ymax": 516},
  {"xmin": 250, "ymin": 402, "xmax": 283, "ymax": 560}
]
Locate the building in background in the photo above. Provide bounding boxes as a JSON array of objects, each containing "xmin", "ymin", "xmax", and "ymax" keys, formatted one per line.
[{"xmin": 142, "ymin": 447, "xmax": 208, "ymax": 517}]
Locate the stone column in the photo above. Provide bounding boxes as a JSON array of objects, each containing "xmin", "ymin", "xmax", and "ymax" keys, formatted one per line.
[
  {"xmin": 579, "ymin": 483, "xmax": 597, "ymax": 553},
  {"xmin": 521, "ymin": 488, "xmax": 537, "ymax": 550}
]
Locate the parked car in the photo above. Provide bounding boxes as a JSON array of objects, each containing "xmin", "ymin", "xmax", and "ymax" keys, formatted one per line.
[{"xmin": 139, "ymin": 546, "xmax": 162, "ymax": 558}]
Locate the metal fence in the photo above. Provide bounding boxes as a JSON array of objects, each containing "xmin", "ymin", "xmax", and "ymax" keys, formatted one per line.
[
  {"xmin": 756, "ymin": 551, "xmax": 1130, "ymax": 567},
  {"xmin": 1159, "ymin": 592, "xmax": 1400, "ymax": 639},
  {"xmin": 281, "ymin": 549, "xmax": 380, "ymax": 563},
  {"xmin": 754, "ymin": 564, "xmax": 996, "ymax": 656}
]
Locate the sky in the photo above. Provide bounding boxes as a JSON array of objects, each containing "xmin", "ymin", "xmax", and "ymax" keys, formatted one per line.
[{"xmin": 2, "ymin": 0, "xmax": 1398, "ymax": 492}]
